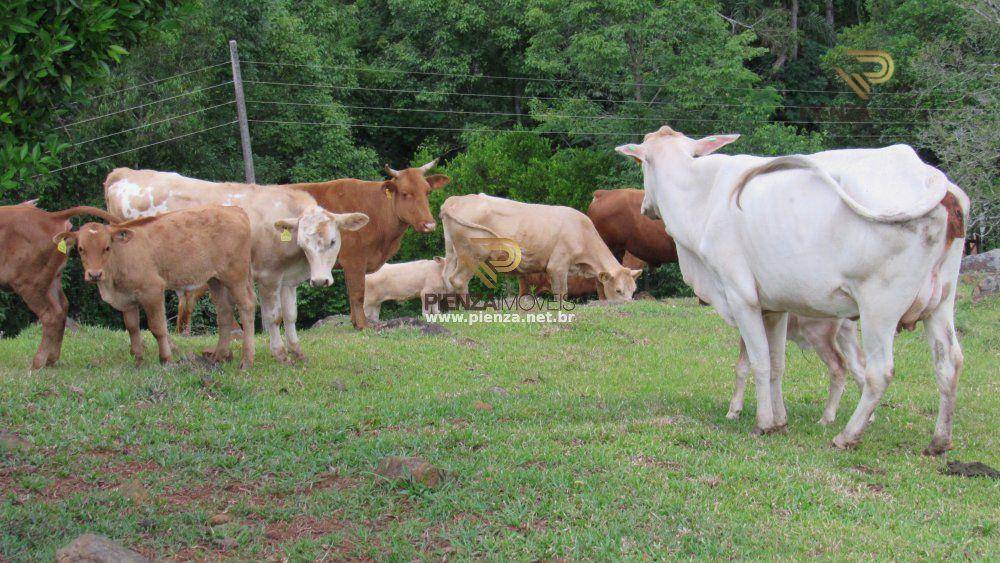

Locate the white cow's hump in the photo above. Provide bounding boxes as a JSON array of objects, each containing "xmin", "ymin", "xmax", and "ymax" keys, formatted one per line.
[{"xmin": 108, "ymin": 179, "xmax": 172, "ymax": 220}]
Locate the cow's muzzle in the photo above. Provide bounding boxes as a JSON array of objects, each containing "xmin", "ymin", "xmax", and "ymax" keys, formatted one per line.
[
  {"xmin": 85, "ymin": 270, "xmax": 103, "ymax": 282},
  {"xmin": 415, "ymin": 221, "xmax": 437, "ymax": 233},
  {"xmin": 640, "ymin": 202, "xmax": 660, "ymax": 220},
  {"xmin": 310, "ymin": 277, "xmax": 333, "ymax": 288}
]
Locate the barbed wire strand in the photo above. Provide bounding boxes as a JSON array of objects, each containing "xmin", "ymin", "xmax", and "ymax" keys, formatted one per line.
[
  {"xmin": 52, "ymin": 81, "xmax": 233, "ymax": 131},
  {"xmin": 68, "ymin": 101, "xmax": 236, "ymax": 147},
  {"xmin": 242, "ymin": 59, "xmax": 995, "ymax": 97},
  {"xmin": 246, "ymin": 98, "xmax": 992, "ymax": 127},
  {"xmin": 82, "ymin": 61, "xmax": 231, "ymax": 103},
  {"xmin": 242, "ymin": 79, "xmax": 991, "ymax": 114},
  {"xmin": 35, "ymin": 121, "xmax": 237, "ymax": 178}
]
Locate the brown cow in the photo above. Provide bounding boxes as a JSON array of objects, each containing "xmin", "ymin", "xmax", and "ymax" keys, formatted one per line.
[
  {"xmin": 56, "ymin": 206, "xmax": 257, "ymax": 369},
  {"xmin": 288, "ymin": 159, "xmax": 449, "ymax": 329},
  {"xmin": 587, "ymin": 189, "xmax": 678, "ymax": 266},
  {"xmin": 0, "ymin": 201, "xmax": 119, "ymax": 369}
]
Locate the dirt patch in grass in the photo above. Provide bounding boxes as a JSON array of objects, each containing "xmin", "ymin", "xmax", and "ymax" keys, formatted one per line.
[
  {"xmin": 263, "ymin": 514, "xmax": 346, "ymax": 542},
  {"xmin": 630, "ymin": 454, "xmax": 682, "ymax": 471}
]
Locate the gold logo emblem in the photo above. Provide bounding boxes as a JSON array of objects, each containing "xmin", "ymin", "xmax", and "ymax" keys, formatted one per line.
[
  {"xmin": 464, "ymin": 237, "xmax": 522, "ymax": 288},
  {"xmin": 834, "ymin": 50, "xmax": 894, "ymax": 100}
]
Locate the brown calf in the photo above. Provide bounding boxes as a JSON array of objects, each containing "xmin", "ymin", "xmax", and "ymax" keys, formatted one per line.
[
  {"xmin": 288, "ymin": 159, "xmax": 449, "ymax": 329},
  {"xmin": 0, "ymin": 201, "xmax": 119, "ymax": 369},
  {"xmin": 57, "ymin": 206, "xmax": 256, "ymax": 369}
]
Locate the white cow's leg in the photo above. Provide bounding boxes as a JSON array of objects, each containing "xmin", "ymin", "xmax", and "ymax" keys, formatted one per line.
[
  {"xmin": 923, "ymin": 299, "xmax": 963, "ymax": 455},
  {"xmin": 832, "ymin": 312, "xmax": 897, "ymax": 449},
  {"xmin": 764, "ymin": 312, "xmax": 789, "ymax": 428},
  {"xmin": 836, "ymin": 322, "xmax": 869, "ymax": 397},
  {"xmin": 726, "ymin": 338, "xmax": 750, "ymax": 420},
  {"xmin": 280, "ymin": 284, "xmax": 305, "ymax": 362},
  {"xmin": 547, "ymin": 267, "xmax": 569, "ymax": 301},
  {"xmin": 731, "ymin": 306, "xmax": 775, "ymax": 434},
  {"xmin": 258, "ymin": 281, "xmax": 288, "ymax": 363}
]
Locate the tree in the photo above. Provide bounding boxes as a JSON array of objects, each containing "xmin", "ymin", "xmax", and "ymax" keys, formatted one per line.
[{"xmin": 0, "ymin": 0, "xmax": 180, "ymax": 194}]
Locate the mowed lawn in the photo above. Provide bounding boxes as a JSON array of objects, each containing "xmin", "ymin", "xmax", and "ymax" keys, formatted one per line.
[{"xmin": 1, "ymin": 291, "xmax": 997, "ymax": 560}]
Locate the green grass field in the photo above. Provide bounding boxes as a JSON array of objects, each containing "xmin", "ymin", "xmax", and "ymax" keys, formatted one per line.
[{"xmin": 1, "ymin": 291, "xmax": 997, "ymax": 561}]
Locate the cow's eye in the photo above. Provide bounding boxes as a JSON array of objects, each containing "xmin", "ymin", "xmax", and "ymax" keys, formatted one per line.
[{"xmin": 104, "ymin": 246, "xmax": 110, "ymax": 252}]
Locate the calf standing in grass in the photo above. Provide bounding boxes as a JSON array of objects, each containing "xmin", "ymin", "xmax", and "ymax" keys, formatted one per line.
[
  {"xmin": 0, "ymin": 201, "xmax": 119, "ymax": 369},
  {"xmin": 57, "ymin": 206, "xmax": 257, "ymax": 369},
  {"xmin": 363, "ymin": 257, "xmax": 449, "ymax": 322}
]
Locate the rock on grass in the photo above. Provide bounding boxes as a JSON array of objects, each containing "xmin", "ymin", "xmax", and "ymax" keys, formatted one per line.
[{"xmin": 56, "ymin": 534, "xmax": 148, "ymax": 563}]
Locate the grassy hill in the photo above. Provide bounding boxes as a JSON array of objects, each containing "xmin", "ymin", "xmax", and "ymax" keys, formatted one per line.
[{"xmin": 1, "ymin": 293, "xmax": 997, "ymax": 560}]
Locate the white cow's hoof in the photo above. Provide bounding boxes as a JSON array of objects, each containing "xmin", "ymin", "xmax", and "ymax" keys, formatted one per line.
[
  {"xmin": 831, "ymin": 434, "xmax": 858, "ymax": 450},
  {"xmin": 725, "ymin": 410, "xmax": 741, "ymax": 421},
  {"xmin": 817, "ymin": 416, "xmax": 834, "ymax": 426}
]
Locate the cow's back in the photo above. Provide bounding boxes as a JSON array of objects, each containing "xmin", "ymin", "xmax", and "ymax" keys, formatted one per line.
[{"xmin": 588, "ymin": 189, "xmax": 678, "ymax": 266}]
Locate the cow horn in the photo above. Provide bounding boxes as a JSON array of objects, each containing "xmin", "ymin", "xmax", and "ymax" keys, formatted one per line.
[
  {"xmin": 384, "ymin": 164, "xmax": 400, "ymax": 178},
  {"xmin": 419, "ymin": 158, "xmax": 439, "ymax": 172}
]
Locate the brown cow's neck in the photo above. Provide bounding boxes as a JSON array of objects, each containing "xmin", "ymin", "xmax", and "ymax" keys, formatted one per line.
[{"xmin": 292, "ymin": 180, "xmax": 408, "ymax": 234}]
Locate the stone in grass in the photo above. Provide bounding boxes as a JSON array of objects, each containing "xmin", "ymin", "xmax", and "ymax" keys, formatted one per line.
[
  {"xmin": 377, "ymin": 316, "xmax": 452, "ymax": 336},
  {"xmin": 55, "ymin": 534, "xmax": 148, "ymax": 563},
  {"xmin": 208, "ymin": 513, "xmax": 234, "ymax": 526},
  {"xmin": 375, "ymin": 456, "xmax": 447, "ymax": 488}
]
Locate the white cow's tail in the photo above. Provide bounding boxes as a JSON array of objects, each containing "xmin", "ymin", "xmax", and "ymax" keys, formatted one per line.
[
  {"xmin": 732, "ymin": 155, "xmax": 941, "ymax": 223},
  {"xmin": 439, "ymin": 208, "xmax": 505, "ymax": 240}
]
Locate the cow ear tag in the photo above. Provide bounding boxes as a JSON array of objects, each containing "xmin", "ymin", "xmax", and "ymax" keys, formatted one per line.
[
  {"xmin": 56, "ymin": 238, "xmax": 67, "ymax": 254},
  {"xmin": 385, "ymin": 188, "xmax": 392, "ymax": 200},
  {"xmin": 280, "ymin": 228, "xmax": 292, "ymax": 243}
]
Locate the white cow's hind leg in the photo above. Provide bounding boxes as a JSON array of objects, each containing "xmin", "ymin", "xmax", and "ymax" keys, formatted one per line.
[
  {"xmin": 258, "ymin": 281, "xmax": 288, "ymax": 363},
  {"xmin": 726, "ymin": 338, "xmax": 750, "ymax": 420},
  {"xmin": 280, "ymin": 284, "xmax": 305, "ymax": 362},
  {"xmin": 764, "ymin": 312, "xmax": 789, "ymax": 428},
  {"xmin": 923, "ymin": 299, "xmax": 963, "ymax": 455},
  {"xmin": 833, "ymin": 310, "xmax": 898, "ymax": 449}
]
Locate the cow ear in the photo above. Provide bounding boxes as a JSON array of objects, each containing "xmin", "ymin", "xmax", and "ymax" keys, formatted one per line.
[
  {"xmin": 434, "ymin": 256, "xmax": 446, "ymax": 265},
  {"xmin": 692, "ymin": 134, "xmax": 740, "ymax": 157},
  {"xmin": 53, "ymin": 231, "xmax": 77, "ymax": 249},
  {"xmin": 598, "ymin": 272, "xmax": 612, "ymax": 283},
  {"xmin": 425, "ymin": 174, "xmax": 450, "ymax": 190},
  {"xmin": 274, "ymin": 218, "xmax": 298, "ymax": 232},
  {"xmin": 113, "ymin": 228, "xmax": 134, "ymax": 243},
  {"xmin": 333, "ymin": 212, "xmax": 369, "ymax": 232},
  {"xmin": 382, "ymin": 179, "xmax": 397, "ymax": 194},
  {"xmin": 615, "ymin": 144, "xmax": 645, "ymax": 163},
  {"xmin": 630, "ymin": 268, "xmax": 643, "ymax": 279}
]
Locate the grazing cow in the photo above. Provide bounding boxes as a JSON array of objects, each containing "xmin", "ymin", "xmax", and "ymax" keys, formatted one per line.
[
  {"xmin": 56, "ymin": 207, "xmax": 257, "ymax": 369},
  {"xmin": 518, "ymin": 252, "xmax": 648, "ymax": 299},
  {"xmin": 104, "ymin": 168, "xmax": 369, "ymax": 362},
  {"xmin": 440, "ymin": 194, "xmax": 641, "ymax": 303},
  {"xmin": 0, "ymin": 201, "xmax": 119, "ymax": 369},
  {"xmin": 363, "ymin": 257, "xmax": 448, "ymax": 322},
  {"xmin": 287, "ymin": 160, "xmax": 449, "ymax": 329},
  {"xmin": 587, "ymin": 189, "xmax": 679, "ymax": 267},
  {"xmin": 589, "ymin": 187, "xmax": 869, "ymax": 422},
  {"xmin": 617, "ymin": 126, "xmax": 967, "ymax": 453}
]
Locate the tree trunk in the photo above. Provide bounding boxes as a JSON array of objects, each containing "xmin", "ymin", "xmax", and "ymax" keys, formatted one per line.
[
  {"xmin": 826, "ymin": 0, "xmax": 834, "ymax": 29},
  {"xmin": 790, "ymin": 0, "xmax": 799, "ymax": 61}
]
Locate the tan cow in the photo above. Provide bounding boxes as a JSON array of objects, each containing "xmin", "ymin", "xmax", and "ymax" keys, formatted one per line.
[
  {"xmin": 363, "ymin": 257, "xmax": 448, "ymax": 322},
  {"xmin": 103, "ymin": 168, "xmax": 369, "ymax": 363},
  {"xmin": 56, "ymin": 206, "xmax": 257, "ymax": 369},
  {"xmin": 440, "ymin": 194, "xmax": 641, "ymax": 302}
]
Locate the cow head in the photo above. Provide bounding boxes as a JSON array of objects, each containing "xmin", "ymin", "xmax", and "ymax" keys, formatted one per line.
[
  {"xmin": 274, "ymin": 208, "xmax": 369, "ymax": 288},
  {"xmin": 598, "ymin": 267, "xmax": 643, "ymax": 304},
  {"xmin": 383, "ymin": 159, "xmax": 449, "ymax": 233},
  {"xmin": 55, "ymin": 222, "xmax": 134, "ymax": 283},
  {"xmin": 615, "ymin": 126, "xmax": 740, "ymax": 220}
]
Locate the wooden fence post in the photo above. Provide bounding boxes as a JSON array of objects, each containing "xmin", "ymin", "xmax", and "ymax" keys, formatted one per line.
[{"xmin": 229, "ymin": 39, "xmax": 255, "ymax": 184}]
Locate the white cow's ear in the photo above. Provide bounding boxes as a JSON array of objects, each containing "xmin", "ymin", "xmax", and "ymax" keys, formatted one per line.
[
  {"xmin": 692, "ymin": 134, "xmax": 740, "ymax": 157},
  {"xmin": 629, "ymin": 268, "xmax": 643, "ymax": 279},
  {"xmin": 333, "ymin": 212, "xmax": 369, "ymax": 232},
  {"xmin": 434, "ymin": 256, "xmax": 446, "ymax": 265},
  {"xmin": 615, "ymin": 143, "xmax": 645, "ymax": 163},
  {"xmin": 598, "ymin": 272, "xmax": 612, "ymax": 283}
]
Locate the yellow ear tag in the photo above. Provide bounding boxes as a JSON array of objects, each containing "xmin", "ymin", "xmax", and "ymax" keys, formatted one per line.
[
  {"xmin": 56, "ymin": 238, "xmax": 67, "ymax": 254},
  {"xmin": 280, "ymin": 228, "xmax": 292, "ymax": 243},
  {"xmin": 385, "ymin": 188, "xmax": 392, "ymax": 200}
]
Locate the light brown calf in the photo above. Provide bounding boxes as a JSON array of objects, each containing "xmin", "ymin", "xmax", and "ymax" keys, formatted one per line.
[
  {"xmin": 57, "ymin": 206, "xmax": 256, "ymax": 369},
  {"xmin": 441, "ymin": 194, "xmax": 641, "ymax": 302},
  {"xmin": 0, "ymin": 201, "xmax": 119, "ymax": 369},
  {"xmin": 363, "ymin": 257, "xmax": 448, "ymax": 322}
]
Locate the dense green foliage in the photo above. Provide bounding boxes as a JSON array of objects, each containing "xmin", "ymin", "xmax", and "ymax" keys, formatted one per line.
[
  {"xmin": 1, "ymin": 294, "xmax": 997, "ymax": 558},
  {"xmin": 1, "ymin": 0, "xmax": 996, "ymax": 334}
]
